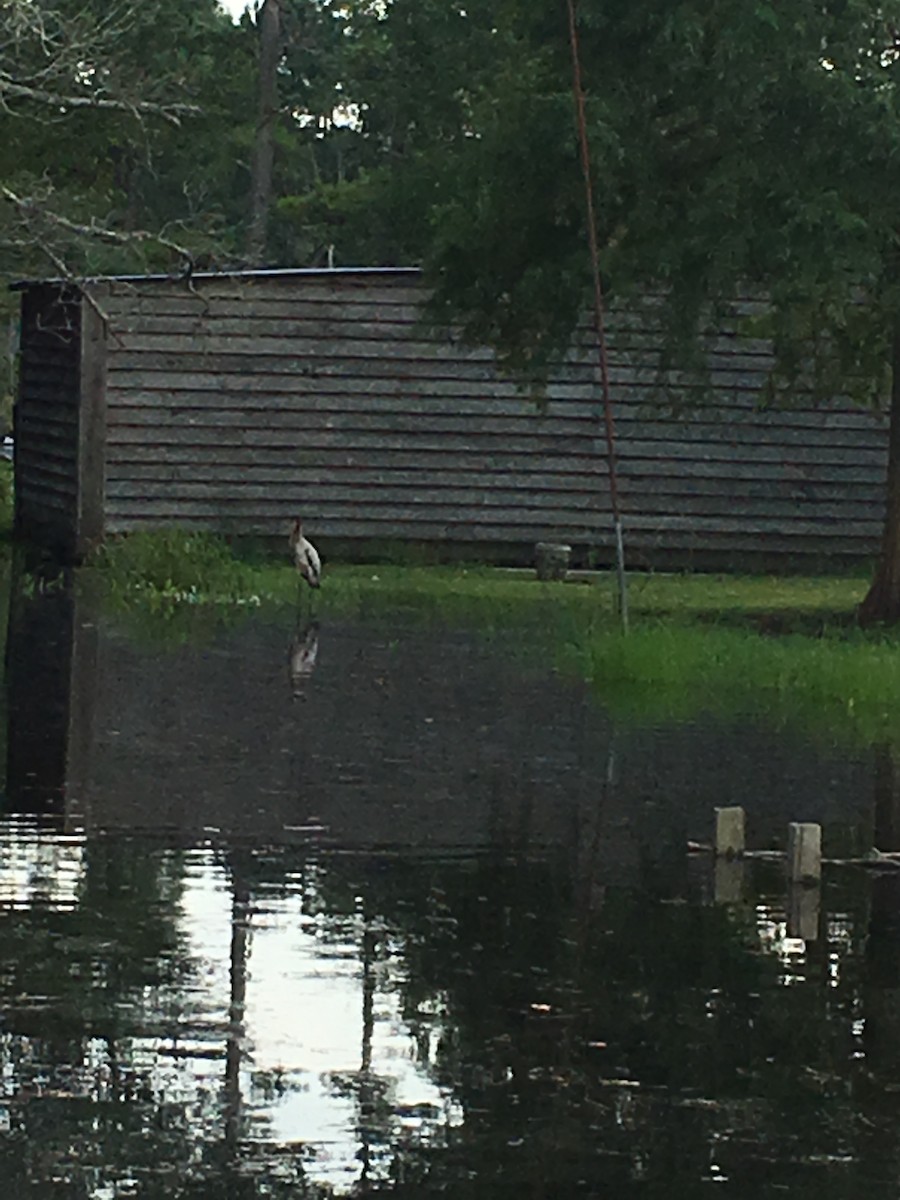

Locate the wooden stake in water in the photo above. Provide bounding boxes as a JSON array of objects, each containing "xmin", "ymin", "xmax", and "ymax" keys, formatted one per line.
[
  {"xmin": 715, "ymin": 806, "xmax": 746, "ymax": 859},
  {"xmin": 714, "ymin": 858, "xmax": 745, "ymax": 905},
  {"xmin": 788, "ymin": 822, "xmax": 822, "ymax": 886}
]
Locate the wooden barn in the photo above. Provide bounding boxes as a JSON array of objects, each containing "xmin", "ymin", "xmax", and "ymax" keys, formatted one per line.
[{"xmin": 11, "ymin": 266, "xmax": 890, "ymax": 568}]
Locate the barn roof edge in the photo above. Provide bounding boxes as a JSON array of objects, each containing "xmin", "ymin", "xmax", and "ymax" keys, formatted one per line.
[{"xmin": 9, "ymin": 265, "xmax": 423, "ymax": 292}]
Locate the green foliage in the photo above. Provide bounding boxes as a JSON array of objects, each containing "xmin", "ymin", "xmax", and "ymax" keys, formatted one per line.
[
  {"xmin": 92, "ymin": 529, "xmax": 287, "ymax": 611},
  {"xmin": 563, "ymin": 619, "xmax": 896, "ymax": 743},
  {"xmin": 0, "ymin": 0, "xmax": 252, "ymax": 278},
  {"xmin": 419, "ymin": 0, "xmax": 900, "ymax": 398}
]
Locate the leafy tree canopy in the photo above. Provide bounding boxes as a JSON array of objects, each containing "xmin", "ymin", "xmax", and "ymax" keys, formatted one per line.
[
  {"xmin": 412, "ymin": 2, "xmax": 900, "ymax": 395},
  {"xmin": 0, "ymin": 0, "xmax": 248, "ymax": 282}
]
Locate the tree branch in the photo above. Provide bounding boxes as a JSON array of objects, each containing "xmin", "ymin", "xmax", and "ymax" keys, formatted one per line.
[
  {"xmin": 1, "ymin": 185, "xmax": 195, "ymax": 272},
  {"xmin": 0, "ymin": 77, "xmax": 200, "ymax": 125}
]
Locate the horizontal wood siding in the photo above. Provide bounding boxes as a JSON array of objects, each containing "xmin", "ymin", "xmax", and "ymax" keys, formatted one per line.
[
  {"xmin": 87, "ymin": 270, "xmax": 887, "ymax": 567},
  {"xmin": 15, "ymin": 285, "xmax": 81, "ymax": 554}
]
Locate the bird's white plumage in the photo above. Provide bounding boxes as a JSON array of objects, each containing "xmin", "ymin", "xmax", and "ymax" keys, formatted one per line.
[{"xmin": 289, "ymin": 519, "xmax": 322, "ymax": 588}]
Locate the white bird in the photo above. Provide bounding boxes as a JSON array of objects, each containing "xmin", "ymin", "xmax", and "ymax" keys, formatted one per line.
[{"xmin": 289, "ymin": 519, "xmax": 322, "ymax": 589}]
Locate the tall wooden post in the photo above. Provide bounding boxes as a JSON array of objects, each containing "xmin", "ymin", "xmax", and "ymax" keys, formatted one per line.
[{"xmin": 77, "ymin": 294, "xmax": 107, "ymax": 558}]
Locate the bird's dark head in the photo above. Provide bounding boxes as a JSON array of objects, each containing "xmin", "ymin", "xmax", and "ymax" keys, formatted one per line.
[{"xmin": 289, "ymin": 518, "xmax": 303, "ymax": 544}]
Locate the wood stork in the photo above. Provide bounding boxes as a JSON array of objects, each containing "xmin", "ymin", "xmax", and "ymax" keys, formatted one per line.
[{"xmin": 289, "ymin": 519, "xmax": 321, "ymax": 589}]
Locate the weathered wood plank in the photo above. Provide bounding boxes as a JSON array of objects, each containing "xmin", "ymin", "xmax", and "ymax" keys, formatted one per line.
[
  {"xmin": 104, "ymin": 345, "xmax": 786, "ymax": 387},
  {"xmin": 16, "ymin": 402, "xmax": 79, "ymax": 428},
  {"xmin": 103, "ymin": 311, "xmax": 780, "ymax": 361},
  {"xmin": 17, "ymin": 420, "xmax": 82, "ymax": 450},
  {"xmin": 105, "ymin": 350, "xmax": 592, "ymax": 384},
  {"xmin": 102, "ymin": 417, "xmax": 885, "ymax": 469},
  {"xmin": 99, "ymin": 298, "xmax": 778, "ymax": 362},
  {"xmin": 100, "ymin": 475, "xmax": 883, "ymax": 517},
  {"xmin": 102, "ymin": 513, "xmax": 880, "ymax": 558},
  {"xmin": 105, "ymin": 408, "xmax": 596, "ymax": 439},
  {"xmin": 104, "ymin": 425, "xmax": 597, "ymax": 454},
  {"xmin": 104, "ymin": 358, "xmax": 880, "ymax": 419},
  {"xmin": 104, "ymin": 443, "xmax": 608, "ymax": 472},
  {"xmin": 102, "ymin": 480, "xmax": 595, "ymax": 508},
  {"xmin": 100, "ymin": 477, "xmax": 883, "ymax": 524},
  {"xmin": 102, "ymin": 456, "xmax": 883, "ymax": 504},
  {"xmin": 100, "ymin": 491, "xmax": 880, "ymax": 536},
  {"xmin": 108, "ymin": 330, "xmax": 786, "ymax": 383},
  {"xmin": 105, "ymin": 368, "xmax": 594, "ymax": 401},
  {"xmin": 17, "ymin": 483, "xmax": 74, "ymax": 513},
  {"xmin": 102, "ymin": 397, "xmax": 887, "ymax": 451},
  {"xmin": 103, "ymin": 394, "xmax": 879, "ymax": 436},
  {"xmin": 15, "ymin": 448, "xmax": 78, "ymax": 478},
  {"xmin": 102, "ymin": 385, "xmax": 887, "ymax": 431},
  {"xmin": 619, "ymin": 438, "xmax": 886, "ymax": 468},
  {"xmin": 110, "ymin": 389, "xmax": 601, "ymax": 419}
]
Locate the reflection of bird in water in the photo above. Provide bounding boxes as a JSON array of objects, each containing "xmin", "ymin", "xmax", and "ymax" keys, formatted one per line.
[
  {"xmin": 289, "ymin": 519, "xmax": 321, "ymax": 590},
  {"xmin": 289, "ymin": 620, "xmax": 320, "ymax": 697}
]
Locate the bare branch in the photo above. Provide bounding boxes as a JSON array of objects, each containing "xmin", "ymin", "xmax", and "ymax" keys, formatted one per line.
[
  {"xmin": 31, "ymin": 236, "xmax": 119, "ymax": 339},
  {"xmin": 0, "ymin": 77, "xmax": 200, "ymax": 125},
  {"xmin": 1, "ymin": 185, "xmax": 196, "ymax": 272}
]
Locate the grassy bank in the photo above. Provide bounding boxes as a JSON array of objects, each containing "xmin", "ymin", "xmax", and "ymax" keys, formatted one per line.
[{"xmin": 90, "ymin": 530, "xmax": 894, "ymax": 743}]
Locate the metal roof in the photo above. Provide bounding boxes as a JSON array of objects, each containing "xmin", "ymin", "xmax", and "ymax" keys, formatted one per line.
[{"xmin": 9, "ymin": 265, "xmax": 423, "ymax": 291}]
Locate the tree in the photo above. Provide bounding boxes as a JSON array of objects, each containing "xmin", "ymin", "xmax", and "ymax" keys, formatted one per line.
[
  {"xmin": 405, "ymin": 1, "xmax": 900, "ymax": 620},
  {"xmin": 270, "ymin": 0, "xmax": 506, "ymax": 266},
  {"xmin": 0, "ymin": 0, "xmax": 246, "ymax": 283},
  {"xmin": 245, "ymin": 0, "xmax": 283, "ymax": 264}
]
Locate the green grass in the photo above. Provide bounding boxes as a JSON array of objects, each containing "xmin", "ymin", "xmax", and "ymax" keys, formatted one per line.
[
  {"xmin": 93, "ymin": 529, "xmax": 293, "ymax": 610},
  {"xmin": 90, "ymin": 529, "xmax": 900, "ymax": 744},
  {"xmin": 560, "ymin": 620, "xmax": 897, "ymax": 738}
]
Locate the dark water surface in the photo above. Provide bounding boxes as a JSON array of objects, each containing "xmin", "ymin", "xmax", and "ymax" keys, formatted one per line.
[{"xmin": 2, "ymin": 582, "xmax": 900, "ymax": 1197}]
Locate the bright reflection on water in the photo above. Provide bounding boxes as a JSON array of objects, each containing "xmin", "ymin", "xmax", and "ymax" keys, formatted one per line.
[
  {"xmin": 0, "ymin": 824, "xmax": 467, "ymax": 1195},
  {"xmin": 2, "ymin": 589, "xmax": 900, "ymax": 1196}
]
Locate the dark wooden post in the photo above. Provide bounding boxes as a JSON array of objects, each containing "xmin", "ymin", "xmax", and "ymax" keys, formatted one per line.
[{"xmin": 76, "ymin": 296, "xmax": 107, "ymax": 558}]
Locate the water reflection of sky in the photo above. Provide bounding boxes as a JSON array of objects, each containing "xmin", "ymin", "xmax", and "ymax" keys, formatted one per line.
[
  {"xmin": 176, "ymin": 856, "xmax": 462, "ymax": 1190},
  {"xmin": 0, "ymin": 828, "xmax": 461, "ymax": 1193},
  {"xmin": 0, "ymin": 819, "xmax": 86, "ymax": 910}
]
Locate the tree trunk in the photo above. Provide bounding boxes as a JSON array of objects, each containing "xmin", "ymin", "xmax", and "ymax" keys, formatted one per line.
[
  {"xmin": 858, "ymin": 323, "xmax": 900, "ymax": 625},
  {"xmin": 245, "ymin": 0, "xmax": 282, "ymax": 266}
]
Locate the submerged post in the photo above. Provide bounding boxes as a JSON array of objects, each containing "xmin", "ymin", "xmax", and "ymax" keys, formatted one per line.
[
  {"xmin": 714, "ymin": 859, "xmax": 745, "ymax": 905},
  {"xmin": 715, "ymin": 806, "xmax": 746, "ymax": 859},
  {"xmin": 787, "ymin": 822, "xmax": 822, "ymax": 885}
]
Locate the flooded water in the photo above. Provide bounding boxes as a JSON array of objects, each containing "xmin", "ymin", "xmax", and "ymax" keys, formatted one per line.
[{"xmin": 2, "ymin": 578, "xmax": 900, "ymax": 1197}]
